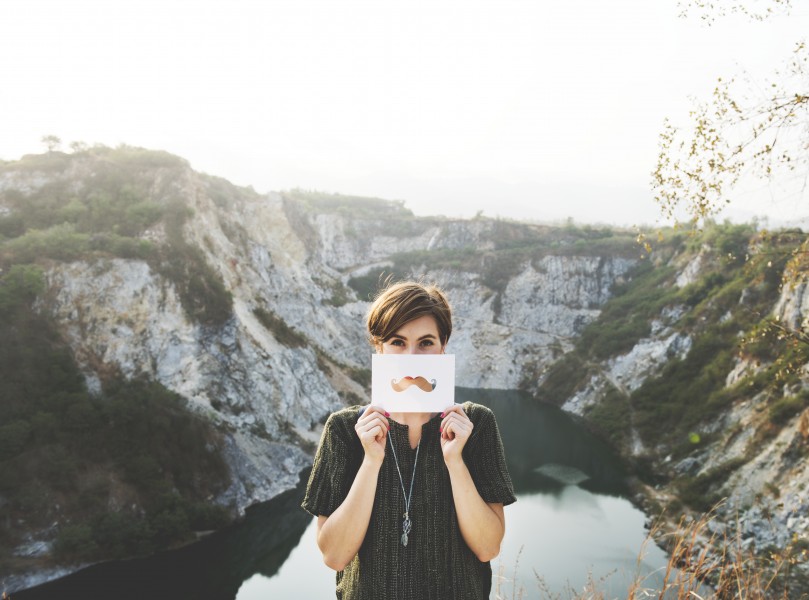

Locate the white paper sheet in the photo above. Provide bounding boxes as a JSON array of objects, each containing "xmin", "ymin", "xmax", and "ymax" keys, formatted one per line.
[{"xmin": 371, "ymin": 354, "xmax": 455, "ymax": 413}]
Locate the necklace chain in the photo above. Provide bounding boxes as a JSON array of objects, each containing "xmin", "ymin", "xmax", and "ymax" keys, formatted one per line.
[{"xmin": 387, "ymin": 431, "xmax": 421, "ymax": 547}]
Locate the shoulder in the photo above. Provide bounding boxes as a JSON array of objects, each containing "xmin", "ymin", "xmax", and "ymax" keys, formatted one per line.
[
  {"xmin": 322, "ymin": 405, "xmax": 363, "ymax": 440},
  {"xmin": 326, "ymin": 404, "xmax": 364, "ymax": 425},
  {"xmin": 461, "ymin": 402, "xmax": 496, "ymax": 427}
]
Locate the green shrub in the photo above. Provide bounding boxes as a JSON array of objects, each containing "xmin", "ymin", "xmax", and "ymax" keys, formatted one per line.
[
  {"xmin": 4, "ymin": 224, "xmax": 90, "ymax": 263},
  {"xmin": 536, "ymin": 352, "xmax": 589, "ymax": 404},
  {"xmin": 676, "ymin": 457, "xmax": 746, "ymax": 511},
  {"xmin": 0, "ymin": 420, "xmax": 31, "ymax": 457},
  {"xmin": 585, "ymin": 385, "xmax": 632, "ymax": 448},
  {"xmin": 54, "ymin": 524, "xmax": 99, "ymax": 559},
  {"xmin": 630, "ymin": 325, "xmax": 737, "ymax": 450},
  {"xmin": 578, "ymin": 261, "xmax": 678, "ymax": 360},
  {"xmin": 0, "ymin": 302, "xmax": 232, "ymax": 563},
  {"xmin": 769, "ymin": 391, "xmax": 809, "ymax": 425},
  {"xmin": 253, "ymin": 307, "xmax": 307, "ymax": 348},
  {"xmin": 0, "ymin": 214, "xmax": 25, "ymax": 238},
  {"xmin": 0, "ymin": 264, "xmax": 44, "ymax": 316}
]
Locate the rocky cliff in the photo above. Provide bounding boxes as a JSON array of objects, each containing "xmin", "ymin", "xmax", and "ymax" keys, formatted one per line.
[{"xmin": 1, "ymin": 147, "xmax": 807, "ymax": 589}]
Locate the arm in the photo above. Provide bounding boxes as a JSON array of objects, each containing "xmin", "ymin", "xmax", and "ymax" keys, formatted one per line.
[
  {"xmin": 440, "ymin": 405, "xmax": 506, "ymax": 562},
  {"xmin": 316, "ymin": 406, "xmax": 389, "ymax": 571},
  {"xmin": 445, "ymin": 458, "xmax": 506, "ymax": 561}
]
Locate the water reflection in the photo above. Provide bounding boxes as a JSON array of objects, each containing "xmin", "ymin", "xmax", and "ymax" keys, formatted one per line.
[
  {"xmin": 14, "ymin": 471, "xmax": 313, "ymax": 600},
  {"xmin": 459, "ymin": 388, "xmax": 628, "ymax": 497}
]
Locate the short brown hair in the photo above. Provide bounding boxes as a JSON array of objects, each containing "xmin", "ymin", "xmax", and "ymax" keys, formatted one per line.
[{"xmin": 366, "ymin": 281, "xmax": 452, "ymax": 349}]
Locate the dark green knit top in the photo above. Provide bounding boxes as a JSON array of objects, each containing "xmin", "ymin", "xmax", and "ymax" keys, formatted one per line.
[{"xmin": 302, "ymin": 401, "xmax": 516, "ymax": 600}]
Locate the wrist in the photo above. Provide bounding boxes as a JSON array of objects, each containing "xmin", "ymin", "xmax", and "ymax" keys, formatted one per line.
[
  {"xmin": 362, "ymin": 453, "xmax": 385, "ymax": 470},
  {"xmin": 443, "ymin": 453, "xmax": 465, "ymax": 471}
]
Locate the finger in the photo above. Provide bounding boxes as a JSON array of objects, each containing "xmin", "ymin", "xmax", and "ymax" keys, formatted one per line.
[
  {"xmin": 357, "ymin": 414, "xmax": 390, "ymax": 435},
  {"xmin": 358, "ymin": 420, "xmax": 388, "ymax": 443},
  {"xmin": 360, "ymin": 406, "xmax": 390, "ymax": 422},
  {"xmin": 358, "ymin": 410, "xmax": 390, "ymax": 429},
  {"xmin": 441, "ymin": 416, "xmax": 471, "ymax": 440},
  {"xmin": 440, "ymin": 412, "xmax": 471, "ymax": 432}
]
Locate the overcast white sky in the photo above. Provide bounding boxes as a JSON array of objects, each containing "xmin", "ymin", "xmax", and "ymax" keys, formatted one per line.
[{"xmin": 1, "ymin": 0, "xmax": 807, "ymax": 227}]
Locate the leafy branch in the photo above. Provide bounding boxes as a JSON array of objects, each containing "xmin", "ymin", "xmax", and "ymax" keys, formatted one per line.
[{"xmin": 652, "ymin": 40, "xmax": 808, "ymax": 226}]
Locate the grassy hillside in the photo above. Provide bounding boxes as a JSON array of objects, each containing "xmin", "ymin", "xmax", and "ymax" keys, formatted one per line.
[
  {"xmin": 537, "ymin": 223, "xmax": 809, "ymax": 508},
  {"xmin": 0, "ymin": 146, "xmax": 232, "ymax": 326}
]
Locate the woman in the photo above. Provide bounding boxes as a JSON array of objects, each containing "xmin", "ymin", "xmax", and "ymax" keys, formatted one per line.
[{"xmin": 302, "ymin": 281, "xmax": 515, "ymax": 599}]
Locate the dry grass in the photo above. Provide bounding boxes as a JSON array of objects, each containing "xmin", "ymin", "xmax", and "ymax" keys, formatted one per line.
[{"xmin": 495, "ymin": 504, "xmax": 808, "ymax": 600}]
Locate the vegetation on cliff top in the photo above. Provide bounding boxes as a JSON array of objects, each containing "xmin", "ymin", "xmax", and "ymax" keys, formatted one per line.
[{"xmin": 0, "ymin": 145, "xmax": 232, "ymax": 326}]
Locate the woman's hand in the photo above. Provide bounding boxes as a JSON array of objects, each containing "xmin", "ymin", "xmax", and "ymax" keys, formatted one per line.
[
  {"xmin": 440, "ymin": 404, "xmax": 473, "ymax": 464},
  {"xmin": 354, "ymin": 406, "xmax": 390, "ymax": 465}
]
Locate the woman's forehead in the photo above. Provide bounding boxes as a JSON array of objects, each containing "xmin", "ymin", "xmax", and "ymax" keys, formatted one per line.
[{"xmin": 391, "ymin": 315, "xmax": 439, "ymax": 336}]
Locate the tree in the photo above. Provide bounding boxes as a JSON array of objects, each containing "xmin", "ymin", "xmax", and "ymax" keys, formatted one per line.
[
  {"xmin": 652, "ymin": 2, "xmax": 806, "ymax": 226},
  {"xmin": 41, "ymin": 134, "xmax": 62, "ymax": 153}
]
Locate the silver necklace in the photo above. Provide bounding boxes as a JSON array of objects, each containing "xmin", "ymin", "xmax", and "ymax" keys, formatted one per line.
[{"xmin": 387, "ymin": 431, "xmax": 421, "ymax": 547}]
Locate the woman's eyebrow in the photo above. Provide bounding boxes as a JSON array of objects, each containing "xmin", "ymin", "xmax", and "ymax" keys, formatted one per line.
[{"xmin": 417, "ymin": 333, "xmax": 437, "ymax": 340}]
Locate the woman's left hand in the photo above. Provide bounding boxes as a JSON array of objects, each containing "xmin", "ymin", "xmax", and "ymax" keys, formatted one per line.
[{"xmin": 439, "ymin": 404, "xmax": 473, "ymax": 463}]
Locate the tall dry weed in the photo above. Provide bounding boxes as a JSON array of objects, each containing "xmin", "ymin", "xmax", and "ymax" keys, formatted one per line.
[{"xmin": 497, "ymin": 502, "xmax": 808, "ymax": 599}]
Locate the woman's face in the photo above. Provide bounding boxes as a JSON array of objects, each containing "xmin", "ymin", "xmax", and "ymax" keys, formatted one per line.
[{"xmin": 379, "ymin": 315, "xmax": 444, "ymax": 355}]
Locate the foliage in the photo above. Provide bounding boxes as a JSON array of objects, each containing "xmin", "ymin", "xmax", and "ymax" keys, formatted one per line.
[
  {"xmin": 41, "ymin": 135, "xmax": 62, "ymax": 153},
  {"xmin": 578, "ymin": 259, "xmax": 680, "ymax": 360},
  {"xmin": 0, "ymin": 263, "xmax": 44, "ymax": 316},
  {"xmin": 536, "ymin": 221, "xmax": 809, "ymax": 482},
  {"xmin": 283, "ymin": 188, "xmax": 413, "ymax": 219},
  {"xmin": 675, "ymin": 458, "xmax": 747, "ymax": 512},
  {"xmin": 0, "ymin": 293, "xmax": 232, "ymax": 565},
  {"xmin": 0, "ymin": 145, "xmax": 232, "ymax": 326},
  {"xmin": 678, "ymin": 0, "xmax": 792, "ymax": 25},
  {"xmin": 534, "ymin": 351, "xmax": 589, "ymax": 404},
  {"xmin": 650, "ymin": 2, "xmax": 809, "ymax": 408},
  {"xmin": 155, "ymin": 237, "xmax": 233, "ymax": 326},
  {"xmin": 254, "ymin": 307, "xmax": 308, "ymax": 348},
  {"xmin": 584, "ymin": 385, "xmax": 632, "ymax": 448},
  {"xmin": 769, "ymin": 389, "xmax": 809, "ymax": 424},
  {"xmin": 652, "ymin": 36, "xmax": 807, "ymax": 226}
]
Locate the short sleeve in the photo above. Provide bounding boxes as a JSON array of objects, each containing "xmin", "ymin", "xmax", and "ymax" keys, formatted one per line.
[
  {"xmin": 464, "ymin": 405, "xmax": 516, "ymax": 506},
  {"xmin": 301, "ymin": 411, "xmax": 355, "ymax": 517}
]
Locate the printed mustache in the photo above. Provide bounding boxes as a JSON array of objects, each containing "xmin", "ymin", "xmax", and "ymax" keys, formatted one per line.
[{"xmin": 391, "ymin": 376, "xmax": 437, "ymax": 393}]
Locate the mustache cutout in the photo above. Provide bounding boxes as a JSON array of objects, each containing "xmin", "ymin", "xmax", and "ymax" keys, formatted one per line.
[{"xmin": 391, "ymin": 376, "xmax": 437, "ymax": 393}]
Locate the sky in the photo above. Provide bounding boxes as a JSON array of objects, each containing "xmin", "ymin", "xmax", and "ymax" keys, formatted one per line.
[{"xmin": 1, "ymin": 0, "xmax": 807, "ymax": 227}]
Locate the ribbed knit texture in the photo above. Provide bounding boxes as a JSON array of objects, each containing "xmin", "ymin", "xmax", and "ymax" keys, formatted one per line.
[{"xmin": 302, "ymin": 401, "xmax": 516, "ymax": 600}]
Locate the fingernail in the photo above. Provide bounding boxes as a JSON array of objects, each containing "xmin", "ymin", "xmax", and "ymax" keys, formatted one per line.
[
  {"xmin": 385, "ymin": 411, "xmax": 390, "ymax": 417},
  {"xmin": 440, "ymin": 412, "xmax": 445, "ymax": 418},
  {"xmin": 439, "ymin": 426, "xmax": 443, "ymax": 433}
]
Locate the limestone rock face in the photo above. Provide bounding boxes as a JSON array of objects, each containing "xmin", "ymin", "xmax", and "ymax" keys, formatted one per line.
[
  {"xmin": 445, "ymin": 256, "xmax": 636, "ymax": 389},
  {"xmin": 774, "ymin": 279, "xmax": 809, "ymax": 331},
  {"xmin": 29, "ymin": 168, "xmax": 641, "ymax": 513}
]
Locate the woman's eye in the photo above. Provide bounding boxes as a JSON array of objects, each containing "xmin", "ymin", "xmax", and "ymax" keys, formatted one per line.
[
  {"xmin": 390, "ymin": 339, "xmax": 405, "ymax": 346},
  {"xmin": 420, "ymin": 340, "xmax": 434, "ymax": 347}
]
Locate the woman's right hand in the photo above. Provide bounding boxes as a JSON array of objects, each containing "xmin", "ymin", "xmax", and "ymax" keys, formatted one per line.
[{"xmin": 355, "ymin": 406, "xmax": 389, "ymax": 465}]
